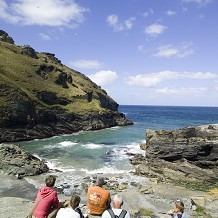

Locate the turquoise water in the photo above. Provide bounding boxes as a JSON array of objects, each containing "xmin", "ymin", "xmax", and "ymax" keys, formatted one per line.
[{"xmin": 19, "ymin": 105, "xmax": 218, "ymax": 187}]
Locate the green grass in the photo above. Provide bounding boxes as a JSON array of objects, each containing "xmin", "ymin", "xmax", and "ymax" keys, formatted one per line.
[
  {"xmin": 171, "ymin": 180, "xmax": 218, "ymax": 192},
  {"xmin": 192, "ymin": 204, "xmax": 213, "ymax": 218},
  {"xmin": 0, "ymin": 42, "xmax": 113, "ymax": 114},
  {"xmin": 137, "ymin": 208, "xmax": 154, "ymax": 216},
  {"xmin": 64, "ymin": 99, "xmax": 105, "ymax": 114}
]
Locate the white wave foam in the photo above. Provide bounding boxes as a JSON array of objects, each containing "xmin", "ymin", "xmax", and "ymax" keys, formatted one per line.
[
  {"xmin": 33, "ymin": 153, "xmax": 42, "ymax": 160},
  {"xmin": 110, "ymin": 126, "xmax": 120, "ymax": 130},
  {"xmin": 45, "ymin": 159, "xmax": 60, "ymax": 169},
  {"xmin": 45, "ymin": 159, "xmax": 77, "ymax": 172},
  {"xmin": 86, "ymin": 166, "xmax": 128, "ymax": 174},
  {"xmin": 108, "ymin": 142, "xmax": 145, "ymax": 161},
  {"xmin": 72, "ymin": 130, "xmax": 84, "ymax": 135},
  {"xmin": 60, "ymin": 168, "xmax": 76, "ymax": 172},
  {"xmin": 59, "ymin": 141, "xmax": 77, "ymax": 147},
  {"xmin": 82, "ymin": 143, "xmax": 103, "ymax": 149},
  {"xmin": 126, "ymin": 141, "xmax": 145, "ymax": 154},
  {"xmin": 31, "ymin": 154, "xmax": 66, "ymax": 172}
]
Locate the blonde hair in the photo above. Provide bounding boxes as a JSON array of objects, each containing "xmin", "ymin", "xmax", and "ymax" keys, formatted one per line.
[{"xmin": 175, "ymin": 200, "xmax": 184, "ymax": 213}]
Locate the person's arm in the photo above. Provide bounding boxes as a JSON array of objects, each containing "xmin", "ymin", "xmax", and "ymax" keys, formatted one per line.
[
  {"xmin": 52, "ymin": 191, "xmax": 59, "ymax": 208},
  {"xmin": 28, "ymin": 193, "xmax": 41, "ymax": 216},
  {"xmin": 106, "ymin": 192, "xmax": 111, "ymax": 209}
]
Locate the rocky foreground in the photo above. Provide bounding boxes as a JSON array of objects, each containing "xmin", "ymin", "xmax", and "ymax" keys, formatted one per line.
[{"xmin": 0, "ymin": 173, "xmax": 218, "ymax": 218}]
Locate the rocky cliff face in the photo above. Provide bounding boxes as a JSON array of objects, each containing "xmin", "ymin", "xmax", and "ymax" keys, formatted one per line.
[
  {"xmin": 131, "ymin": 124, "xmax": 218, "ymax": 184},
  {"xmin": 0, "ymin": 30, "xmax": 133, "ymax": 143}
]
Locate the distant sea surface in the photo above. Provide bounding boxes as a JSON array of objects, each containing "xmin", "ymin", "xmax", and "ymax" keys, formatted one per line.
[{"xmin": 19, "ymin": 105, "xmax": 218, "ymax": 188}]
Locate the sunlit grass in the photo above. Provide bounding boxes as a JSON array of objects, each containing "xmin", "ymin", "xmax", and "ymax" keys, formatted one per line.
[{"xmin": 0, "ymin": 41, "xmax": 111, "ymax": 114}]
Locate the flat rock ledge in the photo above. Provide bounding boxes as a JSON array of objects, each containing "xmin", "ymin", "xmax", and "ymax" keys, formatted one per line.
[
  {"xmin": 130, "ymin": 124, "xmax": 218, "ymax": 184},
  {"xmin": 0, "ymin": 143, "xmax": 49, "ymax": 176}
]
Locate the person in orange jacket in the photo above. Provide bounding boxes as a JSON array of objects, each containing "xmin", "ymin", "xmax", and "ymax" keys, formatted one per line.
[{"xmin": 87, "ymin": 177, "xmax": 111, "ymax": 217}]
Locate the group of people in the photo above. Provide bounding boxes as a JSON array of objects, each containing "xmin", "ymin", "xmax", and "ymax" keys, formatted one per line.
[{"xmin": 27, "ymin": 175, "xmax": 188, "ymax": 218}]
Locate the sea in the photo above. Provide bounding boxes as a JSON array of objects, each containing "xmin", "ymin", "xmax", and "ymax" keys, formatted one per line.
[{"xmin": 19, "ymin": 105, "xmax": 218, "ymax": 190}]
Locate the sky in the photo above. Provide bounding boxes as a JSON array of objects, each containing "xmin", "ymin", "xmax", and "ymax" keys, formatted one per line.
[{"xmin": 0, "ymin": 0, "xmax": 218, "ymax": 107}]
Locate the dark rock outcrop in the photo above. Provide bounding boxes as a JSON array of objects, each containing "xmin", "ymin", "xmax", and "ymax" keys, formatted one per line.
[
  {"xmin": 41, "ymin": 52, "xmax": 62, "ymax": 65},
  {"xmin": 20, "ymin": 45, "xmax": 38, "ymax": 59},
  {"xmin": 54, "ymin": 71, "xmax": 70, "ymax": 88},
  {"xmin": 0, "ymin": 107, "xmax": 132, "ymax": 143},
  {"xmin": 37, "ymin": 91, "xmax": 69, "ymax": 105},
  {"xmin": 0, "ymin": 85, "xmax": 132, "ymax": 142},
  {"xmin": 131, "ymin": 124, "xmax": 218, "ymax": 184},
  {"xmin": 0, "ymin": 30, "xmax": 14, "ymax": 44},
  {"xmin": 97, "ymin": 92, "xmax": 118, "ymax": 111},
  {"xmin": 0, "ymin": 144, "xmax": 49, "ymax": 176}
]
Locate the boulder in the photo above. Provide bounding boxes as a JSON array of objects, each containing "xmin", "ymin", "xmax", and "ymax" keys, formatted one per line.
[
  {"xmin": 20, "ymin": 45, "xmax": 38, "ymax": 59},
  {"xmin": 41, "ymin": 52, "xmax": 62, "ymax": 65},
  {"xmin": 131, "ymin": 124, "xmax": 218, "ymax": 184},
  {"xmin": 0, "ymin": 30, "xmax": 14, "ymax": 44},
  {"xmin": 0, "ymin": 144, "xmax": 49, "ymax": 176}
]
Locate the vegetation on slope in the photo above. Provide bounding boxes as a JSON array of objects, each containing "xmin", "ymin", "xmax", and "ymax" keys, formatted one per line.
[{"xmin": 0, "ymin": 31, "xmax": 132, "ymax": 142}]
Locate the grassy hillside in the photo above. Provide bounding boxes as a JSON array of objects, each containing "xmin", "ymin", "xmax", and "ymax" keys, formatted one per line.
[
  {"xmin": 0, "ymin": 35, "xmax": 132, "ymax": 143},
  {"xmin": 0, "ymin": 41, "xmax": 117, "ymax": 114}
]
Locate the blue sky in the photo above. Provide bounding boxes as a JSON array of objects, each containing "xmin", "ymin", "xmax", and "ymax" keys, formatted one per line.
[{"xmin": 1, "ymin": 0, "xmax": 218, "ymax": 107}]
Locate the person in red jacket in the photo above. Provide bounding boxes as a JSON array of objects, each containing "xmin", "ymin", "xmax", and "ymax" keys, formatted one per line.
[{"xmin": 29, "ymin": 175, "xmax": 59, "ymax": 218}]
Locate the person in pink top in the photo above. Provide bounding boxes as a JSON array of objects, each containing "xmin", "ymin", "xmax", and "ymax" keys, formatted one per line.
[{"xmin": 28, "ymin": 175, "xmax": 59, "ymax": 218}]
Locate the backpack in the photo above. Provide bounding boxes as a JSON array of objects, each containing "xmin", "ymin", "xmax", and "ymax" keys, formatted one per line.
[{"xmin": 107, "ymin": 208, "xmax": 127, "ymax": 218}]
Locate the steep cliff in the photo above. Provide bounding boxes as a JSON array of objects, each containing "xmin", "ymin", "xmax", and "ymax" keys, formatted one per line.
[{"xmin": 0, "ymin": 31, "xmax": 133, "ymax": 143}]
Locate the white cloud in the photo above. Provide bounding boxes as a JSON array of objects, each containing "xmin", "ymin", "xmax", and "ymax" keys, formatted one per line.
[
  {"xmin": 182, "ymin": 0, "xmax": 212, "ymax": 5},
  {"xmin": 39, "ymin": 33, "xmax": 51, "ymax": 40},
  {"xmin": 0, "ymin": 0, "xmax": 88, "ymax": 27},
  {"xmin": 70, "ymin": 60, "xmax": 102, "ymax": 69},
  {"xmin": 143, "ymin": 8, "xmax": 154, "ymax": 17},
  {"xmin": 155, "ymin": 87, "xmax": 208, "ymax": 95},
  {"xmin": 166, "ymin": 10, "xmax": 176, "ymax": 16},
  {"xmin": 126, "ymin": 74, "xmax": 161, "ymax": 88},
  {"xmin": 144, "ymin": 23, "xmax": 167, "ymax": 37},
  {"xmin": 0, "ymin": 0, "xmax": 20, "ymax": 23},
  {"xmin": 107, "ymin": 14, "xmax": 136, "ymax": 31},
  {"xmin": 126, "ymin": 71, "xmax": 218, "ymax": 88},
  {"xmin": 154, "ymin": 42, "xmax": 194, "ymax": 58},
  {"xmin": 88, "ymin": 70, "xmax": 118, "ymax": 86}
]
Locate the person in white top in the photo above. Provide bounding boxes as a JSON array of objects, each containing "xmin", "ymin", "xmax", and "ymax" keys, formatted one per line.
[
  {"xmin": 101, "ymin": 194, "xmax": 130, "ymax": 218},
  {"xmin": 167, "ymin": 199, "xmax": 189, "ymax": 218},
  {"xmin": 56, "ymin": 195, "xmax": 82, "ymax": 218}
]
